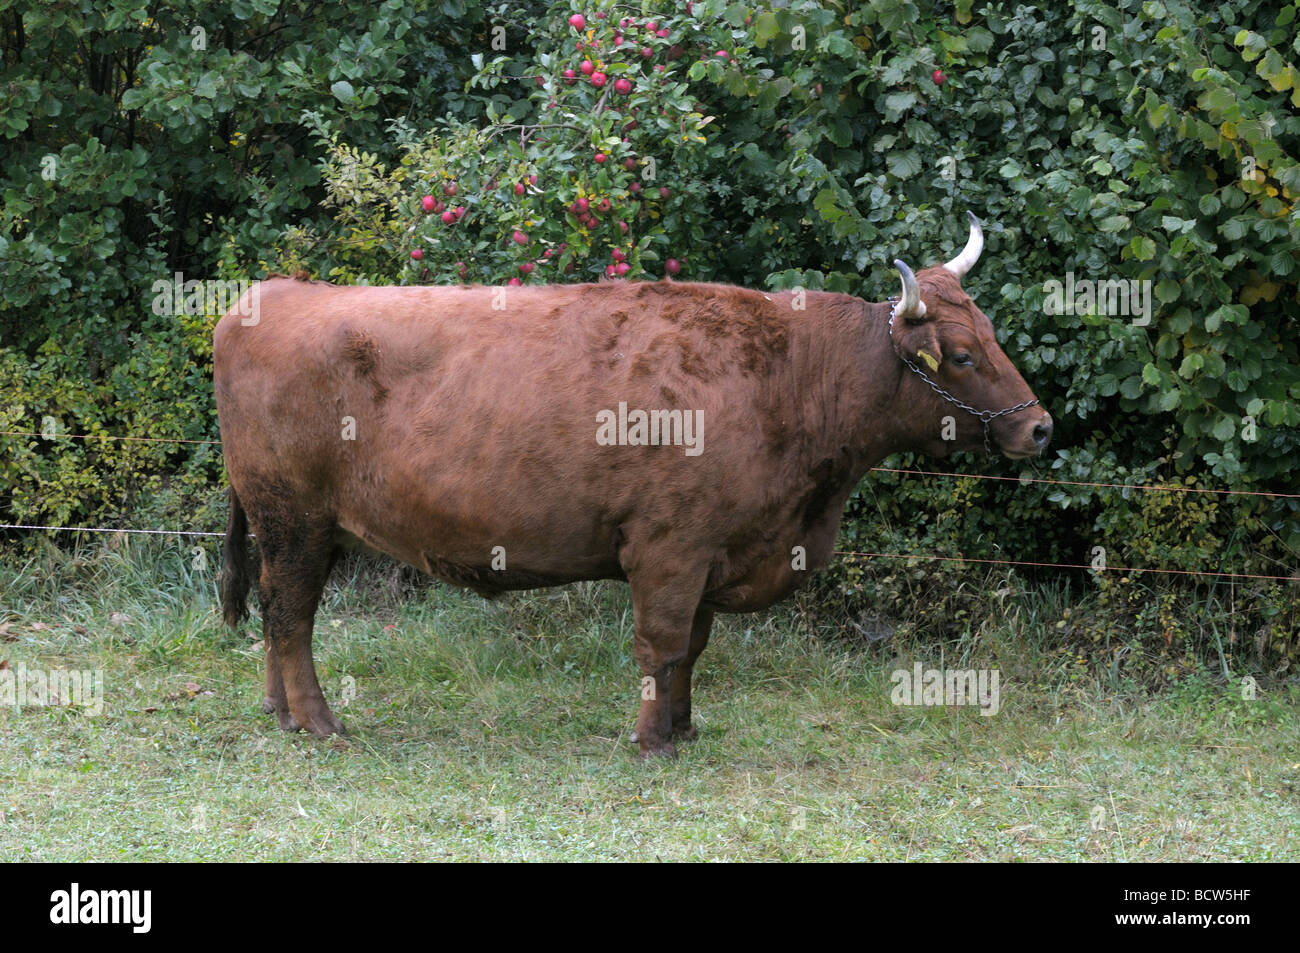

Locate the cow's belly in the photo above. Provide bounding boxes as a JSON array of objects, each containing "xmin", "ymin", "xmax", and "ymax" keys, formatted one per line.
[{"xmin": 333, "ymin": 519, "xmax": 624, "ymax": 596}]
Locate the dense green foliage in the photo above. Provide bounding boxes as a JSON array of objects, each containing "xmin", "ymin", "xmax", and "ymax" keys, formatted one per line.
[{"xmin": 1, "ymin": 1, "xmax": 1297, "ymax": 656}]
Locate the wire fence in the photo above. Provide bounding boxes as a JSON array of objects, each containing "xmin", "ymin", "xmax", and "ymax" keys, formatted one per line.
[
  {"xmin": 3, "ymin": 427, "xmax": 1296, "ymax": 583},
  {"xmin": 5, "ymin": 427, "xmax": 1297, "ymax": 498}
]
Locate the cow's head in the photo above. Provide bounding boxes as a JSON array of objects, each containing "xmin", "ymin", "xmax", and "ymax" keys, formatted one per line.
[{"xmin": 888, "ymin": 213, "xmax": 1052, "ymax": 459}]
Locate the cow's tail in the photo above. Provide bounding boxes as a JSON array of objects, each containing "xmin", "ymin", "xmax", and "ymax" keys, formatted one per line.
[{"xmin": 220, "ymin": 486, "xmax": 253, "ymax": 626}]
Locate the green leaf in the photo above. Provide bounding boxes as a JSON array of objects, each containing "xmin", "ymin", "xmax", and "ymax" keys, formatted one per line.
[
  {"xmin": 753, "ymin": 12, "xmax": 780, "ymax": 45},
  {"xmin": 330, "ymin": 80, "xmax": 356, "ymax": 104},
  {"xmin": 886, "ymin": 150, "xmax": 922, "ymax": 179},
  {"xmin": 1128, "ymin": 235, "xmax": 1156, "ymax": 260}
]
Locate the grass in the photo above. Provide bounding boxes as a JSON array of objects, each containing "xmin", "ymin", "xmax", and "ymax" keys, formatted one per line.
[{"xmin": 0, "ymin": 536, "xmax": 1296, "ymax": 861}]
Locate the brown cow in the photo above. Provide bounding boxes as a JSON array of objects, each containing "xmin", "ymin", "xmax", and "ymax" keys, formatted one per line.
[{"xmin": 215, "ymin": 213, "xmax": 1051, "ymax": 757}]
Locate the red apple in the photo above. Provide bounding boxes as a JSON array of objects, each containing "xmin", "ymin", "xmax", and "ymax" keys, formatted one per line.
[
  {"xmin": 646, "ymin": 21, "xmax": 657, "ymax": 31},
  {"xmin": 665, "ymin": 258, "xmax": 681, "ymax": 275},
  {"xmin": 572, "ymin": 198, "xmax": 590, "ymax": 214},
  {"xmin": 614, "ymin": 34, "xmax": 623, "ymax": 46},
  {"xmin": 569, "ymin": 13, "xmax": 585, "ymax": 31},
  {"xmin": 519, "ymin": 262, "xmax": 534, "ymax": 274},
  {"xmin": 508, "ymin": 277, "xmax": 522, "ymax": 286},
  {"xmin": 619, "ymin": 220, "xmax": 628, "ymax": 233},
  {"xmin": 443, "ymin": 182, "xmax": 458, "ymax": 196},
  {"xmin": 410, "ymin": 248, "xmax": 423, "ymax": 260},
  {"xmin": 606, "ymin": 264, "xmax": 617, "ymax": 277},
  {"xmin": 594, "ymin": 152, "xmax": 607, "ymax": 164},
  {"xmin": 629, "ymin": 181, "xmax": 641, "ymax": 193},
  {"xmin": 454, "ymin": 206, "xmax": 465, "ymax": 218},
  {"xmin": 597, "ymin": 197, "xmax": 611, "ymax": 212},
  {"xmin": 658, "ymin": 187, "xmax": 670, "ymax": 199},
  {"xmin": 611, "ymin": 248, "xmax": 625, "ymax": 262},
  {"xmin": 615, "ymin": 77, "xmax": 633, "ymax": 94},
  {"xmin": 933, "ymin": 69, "xmax": 946, "ymax": 85},
  {"xmin": 624, "ymin": 157, "xmax": 637, "ymax": 171},
  {"xmin": 441, "ymin": 209, "xmax": 456, "ymax": 224},
  {"xmin": 590, "ymin": 71, "xmax": 607, "ymax": 87},
  {"xmin": 563, "ymin": 68, "xmax": 577, "ymax": 84},
  {"xmin": 421, "ymin": 195, "xmax": 436, "ymax": 212},
  {"xmin": 528, "ymin": 174, "xmax": 538, "ymax": 185},
  {"xmin": 580, "ymin": 59, "xmax": 595, "ymax": 75},
  {"xmin": 715, "ymin": 50, "xmax": 729, "ymax": 59},
  {"xmin": 656, "ymin": 28, "xmax": 668, "ymax": 38},
  {"xmin": 514, "ymin": 182, "xmax": 526, "ymax": 196},
  {"xmin": 640, "ymin": 47, "xmax": 652, "ymax": 58},
  {"xmin": 512, "ymin": 230, "xmax": 528, "ymax": 245},
  {"xmin": 615, "ymin": 262, "xmax": 630, "ymax": 276}
]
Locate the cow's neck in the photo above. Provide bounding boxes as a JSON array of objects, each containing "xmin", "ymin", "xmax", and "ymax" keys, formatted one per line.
[{"xmin": 793, "ymin": 295, "xmax": 907, "ymax": 483}]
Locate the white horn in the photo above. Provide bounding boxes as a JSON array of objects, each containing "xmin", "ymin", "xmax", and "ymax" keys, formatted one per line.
[
  {"xmin": 943, "ymin": 211, "xmax": 983, "ymax": 278},
  {"xmin": 893, "ymin": 259, "xmax": 926, "ymax": 322}
]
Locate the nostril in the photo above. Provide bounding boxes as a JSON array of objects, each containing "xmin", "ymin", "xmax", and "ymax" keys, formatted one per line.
[{"xmin": 1032, "ymin": 420, "xmax": 1053, "ymax": 446}]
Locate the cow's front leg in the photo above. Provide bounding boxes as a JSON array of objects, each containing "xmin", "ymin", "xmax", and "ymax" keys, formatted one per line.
[
  {"xmin": 627, "ymin": 564, "xmax": 707, "ymax": 759},
  {"xmin": 669, "ymin": 607, "xmax": 714, "ymax": 741}
]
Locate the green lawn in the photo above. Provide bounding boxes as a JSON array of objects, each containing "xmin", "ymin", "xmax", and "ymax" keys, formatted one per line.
[{"xmin": 1, "ymin": 540, "xmax": 1295, "ymax": 861}]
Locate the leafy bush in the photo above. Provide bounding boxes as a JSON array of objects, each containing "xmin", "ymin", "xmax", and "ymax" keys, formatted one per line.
[{"xmin": 2, "ymin": 1, "xmax": 1297, "ymax": 657}]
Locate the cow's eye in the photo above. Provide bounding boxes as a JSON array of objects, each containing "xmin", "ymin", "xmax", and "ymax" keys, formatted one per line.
[{"xmin": 952, "ymin": 351, "xmax": 974, "ymax": 367}]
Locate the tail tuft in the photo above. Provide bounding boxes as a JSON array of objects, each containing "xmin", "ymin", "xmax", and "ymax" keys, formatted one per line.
[{"xmin": 220, "ymin": 487, "xmax": 252, "ymax": 626}]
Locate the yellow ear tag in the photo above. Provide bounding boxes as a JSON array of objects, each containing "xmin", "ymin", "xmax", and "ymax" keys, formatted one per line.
[{"xmin": 916, "ymin": 349, "xmax": 940, "ymax": 372}]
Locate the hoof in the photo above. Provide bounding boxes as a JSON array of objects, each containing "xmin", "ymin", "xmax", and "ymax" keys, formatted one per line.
[
  {"xmin": 295, "ymin": 707, "xmax": 346, "ymax": 738},
  {"xmin": 264, "ymin": 697, "xmax": 298, "ymax": 731},
  {"xmin": 671, "ymin": 722, "xmax": 698, "ymax": 742},
  {"xmin": 638, "ymin": 740, "xmax": 678, "ymax": 760}
]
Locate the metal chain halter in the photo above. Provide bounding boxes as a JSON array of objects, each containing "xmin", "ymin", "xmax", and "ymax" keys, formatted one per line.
[{"xmin": 888, "ymin": 296, "xmax": 1040, "ymax": 455}]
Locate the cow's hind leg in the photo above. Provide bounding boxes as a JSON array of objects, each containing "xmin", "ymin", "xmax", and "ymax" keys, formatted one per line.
[
  {"xmin": 669, "ymin": 607, "xmax": 713, "ymax": 742},
  {"xmin": 627, "ymin": 564, "xmax": 708, "ymax": 759},
  {"xmin": 254, "ymin": 512, "xmax": 342, "ymax": 737}
]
